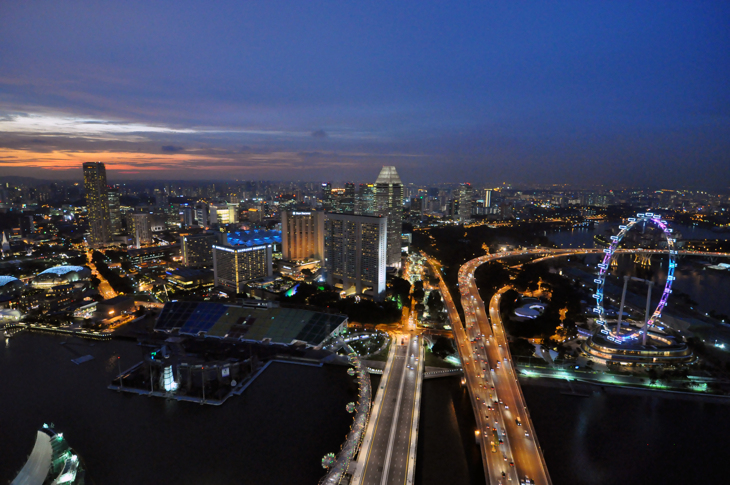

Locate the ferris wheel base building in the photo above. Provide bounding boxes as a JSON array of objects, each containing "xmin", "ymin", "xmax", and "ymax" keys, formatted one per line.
[{"xmin": 581, "ymin": 330, "xmax": 695, "ymax": 366}]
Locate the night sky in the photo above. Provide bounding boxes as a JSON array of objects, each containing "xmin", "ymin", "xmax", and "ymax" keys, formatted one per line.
[{"xmin": 1, "ymin": 1, "xmax": 728, "ymax": 186}]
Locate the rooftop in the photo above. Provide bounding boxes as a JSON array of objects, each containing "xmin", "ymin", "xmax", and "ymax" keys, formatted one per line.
[
  {"xmin": 39, "ymin": 265, "xmax": 86, "ymax": 275},
  {"xmin": 227, "ymin": 230, "xmax": 282, "ymax": 247},
  {"xmin": 375, "ymin": 166, "xmax": 402, "ymax": 185},
  {"xmin": 0, "ymin": 276, "xmax": 20, "ymax": 287},
  {"xmin": 155, "ymin": 301, "xmax": 346, "ymax": 346}
]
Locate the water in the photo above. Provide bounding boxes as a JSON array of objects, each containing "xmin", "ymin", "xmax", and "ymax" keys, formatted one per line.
[
  {"xmin": 415, "ymin": 376, "xmax": 485, "ymax": 485},
  {"xmin": 521, "ymin": 379, "xmax": 730, "ymax": 484},
  {"xmin": 548, "ymin": 222, "xmax": 730, "ymax": 249},
  {"xmin": 0, "ymin": 333, "xmax": 355, "ymax": 485},
  {"xmin": 549, "ymin": 222, "xmax": 730, "ymax": 316}
]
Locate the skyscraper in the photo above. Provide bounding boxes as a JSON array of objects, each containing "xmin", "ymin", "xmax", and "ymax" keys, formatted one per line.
[
  {"xmin": 355, "ymin": 183, "xmax": 375, "ymax": 215},
  {"xmin": 108, "ymin": 187, "xmax": 121, "ymax": 235},
  {"xmin": 82, "ymin": 162, "xmax": 111, "ymax": 246},
  {"xmin": 281, "ymin": 210, "xmax": 325, "ymax": 261},
  {"xmin": 321, "ymin": 182, "xmax": 333, "ymax": 211},
  {"xmin": 181, "ymin": 232, "xmax": 218, "ymax": 267},
  {"xmin": 483, "ymin": 189, "xmax": 492, "ymax": 208},
  {"xmin": 374, "ymin": 166, "xmax": 403, "ymax": 268},
  {"xmin": 324, "ymin": 213, "xmax": 387, "ymax": 301},
  {"xmin": 132, "ymin": 213, "xmax": 153, "ymax": 247},
  {"xmin": 457, "ymin": 183, "xmax": 473, "ymax": 223}
]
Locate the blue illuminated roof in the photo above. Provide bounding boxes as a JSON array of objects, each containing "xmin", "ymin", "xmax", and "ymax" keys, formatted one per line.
[
  {"xmin": 227, "ymin": 230, "xmax": 282, "ymax": 248},
  {"xmin": 39, "ymin": 265, "xmax": 85, "ymax": 275},
  {"xmin": 0, "ymin": 276, "xmax": 20, "ymax": 287}
]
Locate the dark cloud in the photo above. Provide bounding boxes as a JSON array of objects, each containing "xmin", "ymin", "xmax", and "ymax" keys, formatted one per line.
[
  {"xmin": 311, "ymin": 129, "xmax": 327, "ymax": 139},
  {"xmin": 161, "ymin": 145, "xmax": 185, "ymax": 152}
]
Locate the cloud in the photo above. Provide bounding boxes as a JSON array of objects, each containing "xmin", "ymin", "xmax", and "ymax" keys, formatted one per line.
[
  {"xmin": 161, "ymin": 145, "xmax": 185, "ymax": 152},
  {"xmin": 311, "ymin": 129, "xmax": 328, "ymax": 138}
]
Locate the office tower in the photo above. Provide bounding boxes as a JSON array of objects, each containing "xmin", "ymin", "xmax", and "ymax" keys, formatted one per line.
[
  {"xmin": 410, "ymin": 196, "xmax": 424, "ymax": 217},
  {"xmin": 324, "ymin": 213, "xmax": 387, "ymax": 301},
  {"xmin": 321, "ymin": 182, "xmax": 333, "ymax": 211},
  {"xmin": 483, "ymin": 189, "xmax": 492, "ymax": 208},
  {"xmin": 181, "ymin": 206, "xmax": 195, "ymax": 227},
  {"xmin": 181, "ymin": 232, "xmax": 218, "ymax": 267},
  {"xmin": 209, "ymin": 203, "xmax": 239, "ymax": 225},
  {"xmin": 213, "ymin": 232, "xmax": 278, "ymax": 292},
  {"xmin": 355, "ymin": 183, "xmax": 376, "ymax": 216},
  {"xmin": 374, "ymin": 166, "xmax": 403, "ymax": 268},
  {"xmin": 457, "ymin": 183, "xmax": 473, "ymax": 223},
  {"xmin": 281, "ymin": 210, "xmax": 324, "ymax": 261},
  {"xmin": 340, "ymin": 183, "xmax": 356, "ymax": 214},
  {"xmin": 82, "ymin": 162, "xmax": 111, "ymax": 246},
  {"xmin": 19, "ymin": 215, "xmax": 35, "ymax": 236},
  {"xmin": 132, "ymin": 213, "xmax": 153, "ymax": 247},
  {"xmin": 108, "ymin": 187, "xmax": 121, "ymax": 235},
  {"xmin": 194, "ymin": 203, "xmax": 209, "ymax": 227}
]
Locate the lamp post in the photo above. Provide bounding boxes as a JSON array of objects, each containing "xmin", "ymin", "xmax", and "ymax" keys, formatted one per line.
[{"xmin": 117, "ymin": 356, "xmax": 123, "ymax": 391}]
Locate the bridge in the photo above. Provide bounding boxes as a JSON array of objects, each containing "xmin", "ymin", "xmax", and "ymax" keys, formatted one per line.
[
  {"xmin": 352, "ymin": 333, "xmax": 424, "ymax": 485},
  {"xmin": 426, "ymin": 245, "xmax": 730, "ymax": 484}
]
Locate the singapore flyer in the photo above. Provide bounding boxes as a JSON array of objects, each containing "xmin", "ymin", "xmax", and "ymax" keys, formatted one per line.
[
  {"xmin": 583, "ymin": 212, "xmax": 694, "ymax": 366},
  {"xmin": 593, "ymin": 213, "xmax": 677, "ymax": 342}
]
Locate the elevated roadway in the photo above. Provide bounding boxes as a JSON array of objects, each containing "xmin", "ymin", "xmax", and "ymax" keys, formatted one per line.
[{"xmin": 354, "ymin": 334, "xmax": 424, "ymax": 485}]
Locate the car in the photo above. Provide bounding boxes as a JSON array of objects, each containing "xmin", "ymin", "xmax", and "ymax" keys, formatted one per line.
[
  {"xmin": 502, "ymin": 471, "xmax": 506, "ymax": 477},
  {"xmin": 524, "ymin": 431, "xmax": 530, "ymax": 437},
  {"xmin": 491, "ymin": 368, "xmax": 495, "ymax": 372},
  {"xmin": 499, "ymin": 438, "xmax": 503, "ymax": 444},
  {"xmin": 515, "ymin": 418, "xmax": 521, "ymax": 426},
  {"xmin": 510, "ymin": 461, "xmax": 514, "ymax": 467},
  {"xmin": 505, "ymin": 404, "xmax": 509, "ymax": 409}
]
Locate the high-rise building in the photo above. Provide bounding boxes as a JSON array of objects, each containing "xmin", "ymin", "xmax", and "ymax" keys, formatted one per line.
[
  {"xmin": 321, "ymin": 182, "xmax": 333, "ymax": 211},
  {"xmin": 194, "ymin": 203, "xmax": 209, "ymax": 227},
  {"xmin": 340, "ymin": 182, "xmax": 356, "ymax": 214},
  {"xmin": 355, "ymin": 183, "xmax": 375, "ymax": 215},
  {"xmin": 209, "ymin": 203, "xmax": 239, "ymax": 225},
  {"xmin": 374, "ymin": 166, "xmax": 403, "ymax": 267},
  {"xmin": 457, "ymin": 183, "xmax": 473, "ymax": 223},
  {"xmin": 131, "ymin": 213, "xmax": 153, "ymax": 247},
  {"xmin": 108, "ymin": 187, "xmax": 121, "ymax": 235},
  {"xmin": 212, "ymin": 231, "xmax": 280, "ymax": 292},
  {"xmin": 324, "ymin": 213, "xmax": 387, "ymax": 301},
  {"xmin": 483, "ymin": 189, "xmax": 492, "ymax": 208},
  {"xmin": 281, "ymin": 210, "xmax": 324, "ymax": 261},
  {"xmin": 83, "ymin": 162, "xmax": 111, "ymax": 246},
  {"xmin": 181, "ymin": 232, "xmax": 218, "ymax": 267}
]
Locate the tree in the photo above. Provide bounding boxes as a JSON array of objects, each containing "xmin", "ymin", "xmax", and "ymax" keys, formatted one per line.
[
  {"xmin": 431, "ymin": 336, "xmax": 455, "ymax": 358},
  {"xmin": 390, "ymin": 277, "xmax": 411, "ymax": 299}
]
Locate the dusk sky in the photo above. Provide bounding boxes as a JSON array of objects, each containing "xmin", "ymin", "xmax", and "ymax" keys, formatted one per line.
[{"xmin": 1, "ymin": 1, "xmax": 729, "ymax": 187}]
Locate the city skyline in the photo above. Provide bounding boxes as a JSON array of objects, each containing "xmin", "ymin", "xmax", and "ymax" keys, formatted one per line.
[{"xmin": 1, "ymin": 2, "xmax": 729, "ymax": 186}]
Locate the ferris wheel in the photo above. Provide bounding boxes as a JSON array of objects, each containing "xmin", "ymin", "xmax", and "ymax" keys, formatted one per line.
[{"xmin": 593, "ymin": 213, "xmax": 678, "ymax": 342}]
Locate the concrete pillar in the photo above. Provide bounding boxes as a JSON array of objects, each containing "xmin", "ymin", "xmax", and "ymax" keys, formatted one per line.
[
  {"xmin": 615, "ymin": 275, "xmax": 629, "ymax": 335},
  {"xmin": 642, "ymin": 281, "xmax": 654, "ymax": 346}
]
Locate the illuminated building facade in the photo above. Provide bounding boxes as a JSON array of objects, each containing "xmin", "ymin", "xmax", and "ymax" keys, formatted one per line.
[
  {"xmin": 181, "ymin": 232, "xmax": 218, "ymax": 267},
  {"xmin": 107, "ymin": 187, "xmax": 122, "ymax": 235},
  {"xmin": 212, "ymin": 230, "xmax": 281, "ymax": 292},
  {"xmin": 281, "ymin": 210, "xmax": 324, "ymax": 261},
  {"xmin": 213, "ymin": 244, "xmax": 273, "ymax": 292},
  {"xmin": 324, "ymin": 213, "xmax": 387, "ymax": 300},
  {"xmin": 83, "ymin": 162, "xmax": 111, "ymax": 246},
  {"xmin": 374, "ymin": 166, "xmax": 403, "ymax": 268},
  {"xmin": 456, "ymin": 183, "xmax": 473, "ymax": 223}
]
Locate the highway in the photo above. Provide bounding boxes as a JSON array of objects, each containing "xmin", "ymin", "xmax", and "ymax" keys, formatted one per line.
[
  {"xmin": 429, "ymin": 250, "xmax": 554, "ymax": 485},
  {"xmin": 358, "ymin": 335, "xmax": 422, "ymax": 485},
  {"xmin": 424, "ymin": 245, "xmax": 730, "ymax": 484}
]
